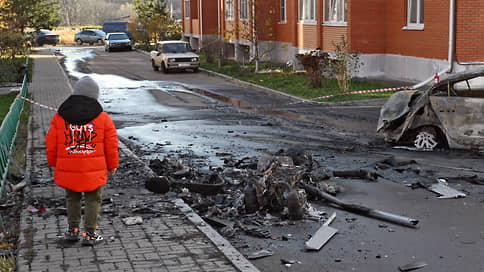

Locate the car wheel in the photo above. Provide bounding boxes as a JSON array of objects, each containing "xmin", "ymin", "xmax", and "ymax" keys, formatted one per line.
[
  {"xmin": 413, "ymin": 126, "xmax": 445, "ymax": 151},
  {"xmin": 152, "ymin": 60, "xmax": 159, "ymax": 71},
  {"xmin": 76, "ymin": 39, "xmax": 82, "ymax": 45},
  {"xmin": 161, "ymin": 62, "xmax": 167, "ymax": 73}
]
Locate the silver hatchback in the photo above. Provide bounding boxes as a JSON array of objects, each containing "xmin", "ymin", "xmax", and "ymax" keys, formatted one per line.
[{"xmin": 74, "ymin": 29, "xmax": 106, "ymax": 45}]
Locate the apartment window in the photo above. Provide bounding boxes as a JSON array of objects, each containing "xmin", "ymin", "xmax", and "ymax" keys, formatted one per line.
[
  {"xmin": 225, "ymin": 0, "xmax": 234, "ymax": 20},
  {"xmin": 240, "ymin": 0, "xmax": 249, "ymax": 20},
  {"xmin": 407, "ymin": 0, "xmax": 424, "ymax": 29},
  {"xmin": 324, "ymin": 0, "xmax": 346, "ymax": 24},
  {"xmin": 184, "ymin": 0, "xmax": 190, "ymax": 18},
  {"xmin": 299, "ymin": 0, "xmax": 316, "ymax": 22},
  {"xmin": 280, "ymin": 0, "xmax": 286, "ymax": 23}
]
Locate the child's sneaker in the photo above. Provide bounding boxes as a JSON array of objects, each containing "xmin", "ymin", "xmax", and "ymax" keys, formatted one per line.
[
  {"xmin": 64, "ymin": 226, "xmax": 80, "ymax": 242},
  {"xmin": 81, "ymin": 231, "xmax": 104, "ymax": 246}
]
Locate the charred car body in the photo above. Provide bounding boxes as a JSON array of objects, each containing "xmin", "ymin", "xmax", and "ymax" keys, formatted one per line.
[{"xmin": 378, "ymin": 70, "xmax": 484, "ymax": 150}]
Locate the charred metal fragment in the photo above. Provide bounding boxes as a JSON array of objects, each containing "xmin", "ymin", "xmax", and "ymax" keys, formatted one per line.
[
  {"xmin": 333, "ymin": 169, "xmax": 380, "ymax": 182},
  {"xmin": 298, "ymin": 182, "xmax": 419, "ymax": 228}
]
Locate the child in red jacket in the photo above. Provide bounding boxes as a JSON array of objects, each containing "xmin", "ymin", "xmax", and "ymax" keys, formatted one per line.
[{"xmin": 46, "ymin": 76, "xmax": 118, "ymax": 246}]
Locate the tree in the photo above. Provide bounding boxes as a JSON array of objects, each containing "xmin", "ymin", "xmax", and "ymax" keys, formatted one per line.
[
  {"xmin": 133, "ymin": 0, "xmax": 171, "ymax": 44},
  {"xmin": 0, "ymin": 0, "xmax": 61, "ymax": 33},
  {"xmin": 58, "ymin": 0, "xmax": 135, "ymax": 26},
  {"xmin": 225, "ymin": 0, "xmax": 279, "ymax": 72},
  {"xmin": 328, "ymin": 36, "xmax": 361, "ymax": 93}
]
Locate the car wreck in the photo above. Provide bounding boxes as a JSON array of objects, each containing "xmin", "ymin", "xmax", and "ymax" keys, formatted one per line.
[{"xmin": 377, "ymin": 69, "xmax": 484, "ymax": 150}]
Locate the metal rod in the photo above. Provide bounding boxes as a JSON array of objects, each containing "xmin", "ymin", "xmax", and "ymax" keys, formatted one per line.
[{"xmin": 298, "ymin": 182, "xmax": 419, "ymax": 228}]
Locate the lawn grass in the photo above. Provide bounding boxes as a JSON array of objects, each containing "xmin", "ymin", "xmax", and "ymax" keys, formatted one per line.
[
  {"xmin": 0, "ymin": 56, "xmax": 32, "ymax": 85},
  {"xmin": 0, "ymin": 93, "xmax": 18, "ymax": 123},
  {"xmin": 200, "ymin": 56, "xmax": 396, "ymax": 102}
]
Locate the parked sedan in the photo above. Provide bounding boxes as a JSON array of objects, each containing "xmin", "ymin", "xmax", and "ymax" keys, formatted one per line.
[
  {"xmin": 377, "ymin": 69, "xmax": 484, "ymax": 151},
  {"xmin": 34, "ymin": 30, "xmax": 60, "ymax": 46},
  {"xmin": 104, "ymin": 32, "xmax": 131, "ymax": 52},
  {"xmin": 74, "ymin": 29, "xmax": 106, "ymax": 45},
  {"xmin": 150, "ymin": 41, "xmax": 199, "ymax": 73}
]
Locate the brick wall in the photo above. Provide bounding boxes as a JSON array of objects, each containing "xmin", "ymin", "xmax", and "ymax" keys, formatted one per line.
[
  {"xmin": 455, "ymin": 0, "xmax": 484, "ymax": 62},
  {"xmin": 348, "ymin": 0, "xmax": 386, "ymax": 54},
  {"xmin": 201, "ymin": 0, "xmax": 219, "ymax": 35},
  {"xmin": 350, "ymin": 0, "xmax": 450, "ymax": 60},
  {"xmin": 275, "ymin": 0, "xmax": 298, "ymax": 45},
  {"xmin": 322, "ymin": 26, "xmax": 348, "ymax": 52}
]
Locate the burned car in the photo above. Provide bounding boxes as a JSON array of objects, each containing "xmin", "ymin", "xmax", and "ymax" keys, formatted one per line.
[{"xmin": 378, "ymin": 69, "xmax": 484, "ymax": 150}]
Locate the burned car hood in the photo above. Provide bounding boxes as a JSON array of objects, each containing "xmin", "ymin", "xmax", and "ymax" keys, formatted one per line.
[{"xmin": 377, "ymin": 90, "xmax": 419, "ymax": 132}]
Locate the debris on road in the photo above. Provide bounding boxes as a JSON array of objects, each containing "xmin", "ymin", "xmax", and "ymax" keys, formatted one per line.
[
  {"xmin": 247, "ymin": 249, "xmax": 273, "ymax": 260},
  {"xmin": 305, "ymin": 212, "xmax": 338, "ymax": 251},
  {"xmin": 333, "ymin": 169, "xmax": 380, "ymax": 181},
  {"xmin": 122, "ymin": 216, "xmax": 143, "ymax": 225},
  {"xmin": 429, "ymin": 179, "xmax": 466, "ymax": 199},
  {"xmin": 398, "ymin": 260, "xmax": 428, "ymax": 271},
  {"xmin": 298, "ymin": 182, "xmax": 419, "ymax": 228}
]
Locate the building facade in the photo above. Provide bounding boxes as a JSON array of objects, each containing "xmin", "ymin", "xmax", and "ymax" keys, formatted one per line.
[{"xmin": 182, "ymin": 0, "xmax": 484, "ymax": 83}]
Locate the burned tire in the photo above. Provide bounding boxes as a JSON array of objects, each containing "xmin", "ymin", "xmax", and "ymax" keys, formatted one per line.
[
  {"xmin": 76, "ymin": 39, "xmax": 82, "ymax": 45},
  {"xmin": 413, "ymin": 126, "xmax": 445, "ymax": 151}
]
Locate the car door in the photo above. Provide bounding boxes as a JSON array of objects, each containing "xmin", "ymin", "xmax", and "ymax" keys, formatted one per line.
[
  {"xmin": 429, "ymin": 76, "xmax": 484, "ymax": 147},
  {"xmin": 86, "ymin": 31, "xmax": 96, "ymax": 43}
]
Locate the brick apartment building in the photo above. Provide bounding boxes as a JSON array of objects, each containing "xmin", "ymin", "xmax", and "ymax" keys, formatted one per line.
[{"xmin": 182, "ymin": 0, "xmax": 484, "ymax": 84}]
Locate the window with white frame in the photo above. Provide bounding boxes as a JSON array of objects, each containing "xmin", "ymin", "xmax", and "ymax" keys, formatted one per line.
[
  {"xmin": 184, "ymin": 0, "xmax": 190, "ymax": 18},
  {"xmin": 298, "ymin": 0, "xmax": 316, "ymax": 22},
  {"xmin": 324, "ymin": 0, "xmax": 346, "ymax": 24},
  {"xmin": 280, "ymin": 0, "xmax": 287, "ymax": 23},
  {"xmin": 407, "ymin": 0, "xmax": 424, "ymax": 28},
  {"xmin": 240, "ymin": 0, "xmax": 249, "ymax": 20},
  {"xmin": 225, "ymin": 0, "xmax": 235, "ymax": 20}
]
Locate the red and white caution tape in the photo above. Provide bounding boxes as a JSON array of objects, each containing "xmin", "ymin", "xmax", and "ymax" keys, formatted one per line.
[
  {"xmin": 311, "ymin": 86, "xmax": 412, "ymax": 101},
  {"xmin": 16, "ymin": 95, "xmax": 58, "ymax": 111}
]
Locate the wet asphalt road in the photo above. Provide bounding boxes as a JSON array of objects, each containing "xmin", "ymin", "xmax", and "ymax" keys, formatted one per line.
[{"xmin": 60, "ymin": 46, "xmax": 484, "ymax": 272}]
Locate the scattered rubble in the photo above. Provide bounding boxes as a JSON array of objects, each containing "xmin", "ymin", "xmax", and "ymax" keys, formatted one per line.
[
  {"xmin": 398, "ymin": 261, "xmax": 428, "ymax": 271},
  {"xmin": 122, "ymin": 216, "xmax": 143, "ymax": 225},
  {"xmin": 247, "ymin": 249, "xmax": 273, "ymax": 260}
]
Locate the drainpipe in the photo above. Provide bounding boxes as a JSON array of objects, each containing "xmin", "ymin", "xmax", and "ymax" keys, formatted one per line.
[
  {"xmin": 218, "ymin": 0, "xmax": 221, "ymax": 39},
  {"xmin": 200, "ymin": 0, "xmax": 203, "ymax": 50},
  {"xmin": 412, "ymin": 0, "xmax": 455, "ymax": 89}
]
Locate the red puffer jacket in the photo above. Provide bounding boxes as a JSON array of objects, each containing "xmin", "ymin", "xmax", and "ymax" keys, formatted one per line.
[{"xmin": 46, "ymin": 95, "xmax": 119, "ymax": 192}]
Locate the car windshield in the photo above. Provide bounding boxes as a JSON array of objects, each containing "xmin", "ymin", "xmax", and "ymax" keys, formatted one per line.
[
  {"xmin": 94, "ymin": 30, "xmax": 106, "ymax": 36},
  {"xmin": 163, "ymin": 43, "xmax": 189, "ymax": 53},
  {"xmin": 108, "ymin": 33, "xmax": 128, "ymax": 40},
  {"xmin": 40, "ymin": 30, "xmax": 55, "ymax": 35}
]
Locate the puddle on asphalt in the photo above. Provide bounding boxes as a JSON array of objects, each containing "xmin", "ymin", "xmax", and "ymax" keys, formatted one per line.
[{"xmin": 57, "ymin": 48, "xmax": 256, "ymax": 166}]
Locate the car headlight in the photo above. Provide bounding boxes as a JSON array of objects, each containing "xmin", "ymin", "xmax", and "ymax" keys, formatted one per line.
[
  {"xmin": 191, "ymin": 57, "xmax": 199, "ymax": 62},
  {"xmin": 168, "ymin": 58, "xmax": 176, "ymax": 63}
]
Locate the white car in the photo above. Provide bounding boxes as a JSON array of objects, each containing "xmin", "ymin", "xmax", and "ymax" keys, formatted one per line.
[
  {"xmin": 104, "ymin": 32, "xmax": 131, "ymax": 52},
  {"xmin": 150, "ymin": 41, "xmax": 199, "ymax": 73}
]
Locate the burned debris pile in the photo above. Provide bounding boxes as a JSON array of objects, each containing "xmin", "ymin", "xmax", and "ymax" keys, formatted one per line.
[
  {"xmin": 145, "ymin": 147, "xmax": 426, "ymax": 241},
  {"xmin": 146, "ymin": 148, "xmax": 338, "ymax": 223}
]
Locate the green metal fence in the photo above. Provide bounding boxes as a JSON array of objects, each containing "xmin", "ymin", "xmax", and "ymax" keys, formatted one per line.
[{"xmin": 0, "ymin": 51, "xmax": 29, "ymax": 203}]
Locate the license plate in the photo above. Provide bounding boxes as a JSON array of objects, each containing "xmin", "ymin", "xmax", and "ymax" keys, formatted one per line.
[{"xmin": 178, "ymin": 63, "xmax": 190, "ymax": 67}]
